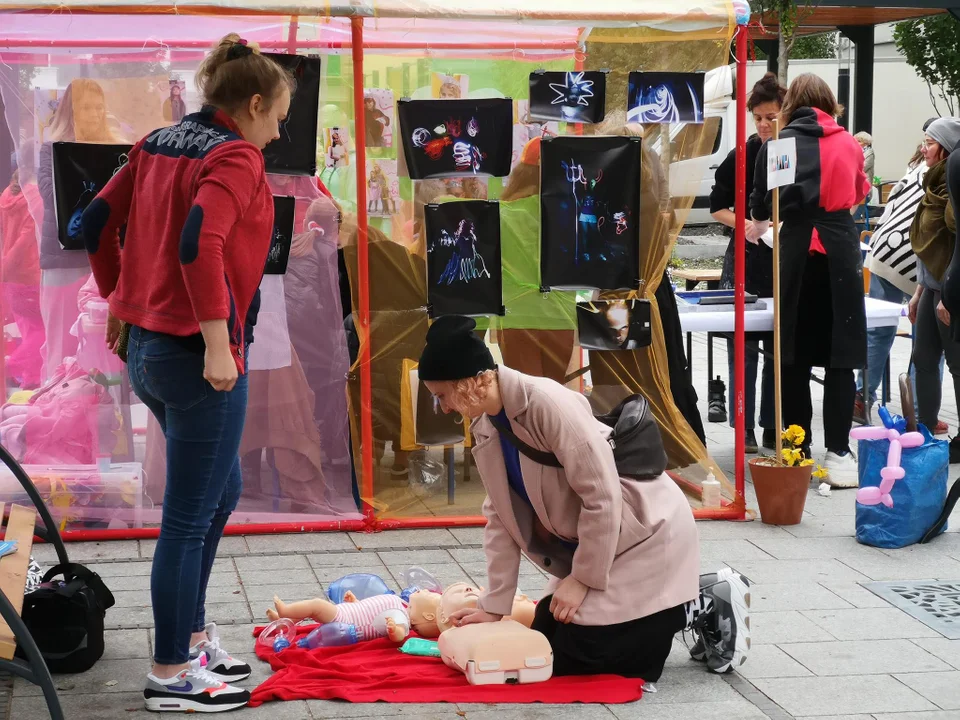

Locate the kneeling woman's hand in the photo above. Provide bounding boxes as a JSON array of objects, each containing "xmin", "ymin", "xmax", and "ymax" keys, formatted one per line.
[
  {"xmin": 550, "ymin": 576, "xmax": 589, "ymax": 624},
  {"xmin": 448, "ymin": 608, "xmax": 503, "ymax": 627}
]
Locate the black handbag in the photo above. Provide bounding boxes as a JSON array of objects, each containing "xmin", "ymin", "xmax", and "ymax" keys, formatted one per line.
[
  {"xmin": 489, "ymin": 394, "xmax": 668, "ymax": 481},
  {"xmin": 16, "ymin": 563, "xmax": 115, "ymax": 674}
]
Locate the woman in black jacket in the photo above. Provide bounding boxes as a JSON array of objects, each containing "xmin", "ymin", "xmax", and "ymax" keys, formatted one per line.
[
  {"xmin": 750, "ymin": 74, "xmax": 870, "ymax": 488},
  {"xmin": 711, "ymin": 73, "xmax": 785, "ymax": 453}
]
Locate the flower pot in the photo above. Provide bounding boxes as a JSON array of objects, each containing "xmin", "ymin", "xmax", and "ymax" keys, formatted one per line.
[{"xmin": 748, "ymin": 458, "xmax": 812, "ymax": 526}]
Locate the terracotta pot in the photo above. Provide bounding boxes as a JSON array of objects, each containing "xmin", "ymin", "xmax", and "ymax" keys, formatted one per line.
[{"xmin": 748, "ymin": 459, "xmax": 812, "ymax": 526}]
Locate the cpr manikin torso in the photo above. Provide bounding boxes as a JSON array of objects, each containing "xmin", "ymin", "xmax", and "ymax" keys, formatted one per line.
[{"xmin": 406, "ymin": 582, "xmax": 536, "ymax": 638}]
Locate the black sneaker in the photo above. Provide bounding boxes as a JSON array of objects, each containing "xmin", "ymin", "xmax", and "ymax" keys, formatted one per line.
[
  {"xmin": 762, "ymin": 429, "xmax": 777, "ymax": 451},
  {"xmin": 144, "ymin": 666, "xmax": 250, "ymax": 713},
  {"xmin": 744, "ymin": 430, "xmax": 759, "ymax": 454},
  {"xmin": 950, "ymin": 437, "xmax": 960, "ymax": 465}
]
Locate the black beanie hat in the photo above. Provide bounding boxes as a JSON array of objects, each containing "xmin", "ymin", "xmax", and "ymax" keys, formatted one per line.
[{"xmin": 418, "ymin": 316, "xmax": 496, "ymax": 382}]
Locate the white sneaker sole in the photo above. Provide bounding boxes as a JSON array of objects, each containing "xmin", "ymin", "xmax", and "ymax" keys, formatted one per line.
[
  {"xmin": 823, "ymin": 468, "xmax": 858, "ymax": 488},
  {"xmin": 145, "ymin": 697, "xmax": 248, "ymax": 713},
  {"xmin": 713, "ymin": 568, "xmax": 751, "ymax": 673}
]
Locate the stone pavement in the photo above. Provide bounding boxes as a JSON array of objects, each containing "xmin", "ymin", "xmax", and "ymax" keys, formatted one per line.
[{"xmin": 12, "ymin": 316, "xmax": 960, "ymax": 719}]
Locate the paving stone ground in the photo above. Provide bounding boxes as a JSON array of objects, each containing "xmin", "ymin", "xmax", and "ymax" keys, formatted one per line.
[{"xmin": 12, "ymin": 315, "xmax": 960, "ymax": 719}]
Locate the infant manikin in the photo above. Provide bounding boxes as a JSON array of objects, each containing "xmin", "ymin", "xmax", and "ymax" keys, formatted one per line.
[
  {"xmin": 267, "ymin": 591, "xmax": 409, "ymax": 643},
  {"xmin": 406, "ymin": 582, "xmax": 537, "ymax": 638}
]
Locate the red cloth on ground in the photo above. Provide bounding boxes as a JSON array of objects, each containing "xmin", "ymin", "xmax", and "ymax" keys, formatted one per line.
[{"xmin": 248, "ymin": 625, "xmax": 644, "ymax": 706}]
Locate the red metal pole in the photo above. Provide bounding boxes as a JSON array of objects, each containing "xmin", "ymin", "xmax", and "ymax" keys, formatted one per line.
[
  {"xmin": 52, "ymin": 519, "xmax": 367, "ymax": 542},
  {"xmin": 0, "ymin": 38, "xmax": 579, "ymax": 51},
  {"xmin": 285, "ymin": 15, "xmax": 299, "ymax": 54},
  {"xmin": 733, "ymin": 26, "xmax": 748, "ymax": 519},
  {"xmin": 351, "ymin": 17, "xmax": 376, "ymax": 530}
]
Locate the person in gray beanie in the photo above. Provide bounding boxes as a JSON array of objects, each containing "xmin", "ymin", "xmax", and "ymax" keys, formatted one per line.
[{"xmin": 909, "ymin": 116, "xmax": 960, "ymax": 461}]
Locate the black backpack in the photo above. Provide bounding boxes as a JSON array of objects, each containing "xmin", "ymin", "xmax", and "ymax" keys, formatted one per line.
[
  {"xmin": 490, "ymin": 393, "xmax": 668, "ymax": 480},
  {"xmin": 16, "ymin": 563, "xmax": 115, "ymax": 674}
]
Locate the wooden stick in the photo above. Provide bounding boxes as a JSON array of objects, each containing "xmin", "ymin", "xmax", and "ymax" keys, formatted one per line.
[{"xmin": 772, "ymin": 119, "xmax": 783, "ymax": 464}]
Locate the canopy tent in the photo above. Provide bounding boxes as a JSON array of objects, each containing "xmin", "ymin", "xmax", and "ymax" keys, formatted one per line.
[{"xmin": 0, "ymin": 0, "xmax": 751, "ymax": 539}]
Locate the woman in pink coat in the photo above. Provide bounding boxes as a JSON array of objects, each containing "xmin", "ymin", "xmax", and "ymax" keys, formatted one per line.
[{"xmin": 420, "ymin": 316, "xmax": 751, "ymax": 680}]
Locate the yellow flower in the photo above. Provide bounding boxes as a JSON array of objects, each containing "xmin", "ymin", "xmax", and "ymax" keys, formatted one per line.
[
  {"xmin": 800, "ymin": 458, "xmax": 814, "ymax": 467},
  {"xmin": 812, "ymin": 465, "xmax": 828, "ymax": 479}
]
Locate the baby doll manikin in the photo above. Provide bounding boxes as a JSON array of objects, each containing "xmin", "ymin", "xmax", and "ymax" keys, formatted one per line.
[
  {"xmin": 267, "ymin": 591, "xmax": 409, "ymax": 643},
  {"xmin": 407, "ymin": 582, "xmax": 537, "ymax": 639}
]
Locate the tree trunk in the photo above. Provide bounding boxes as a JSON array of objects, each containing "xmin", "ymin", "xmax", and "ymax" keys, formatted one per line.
[{"xmin": 778, "ymin": 25, "xmax": 790, "ymax": 86}]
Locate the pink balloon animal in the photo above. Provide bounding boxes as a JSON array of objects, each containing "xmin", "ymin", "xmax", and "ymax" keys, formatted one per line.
[{"xmin": 849, "ymin": 426, "xmax": 924, "ymax": 507}]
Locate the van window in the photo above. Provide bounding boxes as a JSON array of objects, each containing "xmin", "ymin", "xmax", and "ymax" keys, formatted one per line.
[{"xmin": 670, "ymin": 117, "xmax": 722, "ymax": 161}]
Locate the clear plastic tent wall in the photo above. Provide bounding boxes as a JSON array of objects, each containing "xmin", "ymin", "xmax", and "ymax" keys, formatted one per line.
[{"xmin": 0, "ymin": 2, "xmax": 738, "ymax": 535}]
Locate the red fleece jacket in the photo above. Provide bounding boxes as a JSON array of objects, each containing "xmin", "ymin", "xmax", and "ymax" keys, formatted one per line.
[{"xmin": 82, "ymin": 107, "xmax": 273, "ymax": 373}]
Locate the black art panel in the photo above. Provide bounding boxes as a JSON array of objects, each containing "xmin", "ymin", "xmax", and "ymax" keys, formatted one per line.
[
  {"xmin": 627, "ymin": 71, "xmax": 705, "ymax": 125},
  {"xmin": 425, "ymin": 200, "xmax": 502, "ymax": 317},
  {"xmin": 540, "ymin": 136, "xmax": 641, "ymax": 290},
  {"xmin": 529, "ymin": 71, "xmax": 607, "ymax": 124},
  {"xmin": 416, "ymin": 378, "xmax": 466, "ymax": 446},
  {"xmin": 262, "ymin": 54, "xmax": 321, "ymax": 175},
  {"xmin": 577, "ymin": 300, "xmax": 652, "ymax": 351},
  {"xmin": 398, "ymin": 98, "xmax": 513, "ymax": 179},
  {"xmin": 52, "ymin": 142, "xmax": 133, "ymax": 251},
  {"xmin": 265, "ymin": 195, "xmax": 294, "ymax": 275}
]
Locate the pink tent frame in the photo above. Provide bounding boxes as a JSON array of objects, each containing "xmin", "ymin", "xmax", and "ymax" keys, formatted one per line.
[{"xmin": 0, "ymin": 16, "xmax": 748, "ymax": 540}]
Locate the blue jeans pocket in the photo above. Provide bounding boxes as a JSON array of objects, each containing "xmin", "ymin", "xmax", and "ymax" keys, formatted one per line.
[{"xmin": 140, "ymin": 340, "xmax": 209, "ymax": 412}]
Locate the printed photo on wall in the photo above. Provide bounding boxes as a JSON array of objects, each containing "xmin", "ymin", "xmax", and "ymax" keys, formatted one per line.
[
  {"xmin": 265, "ymin": 195, "xmax": 295, "ymax": 275},
  {"xmin": 398, "ymin": 98, "xmax": 513, "ymax": 179},
  {"xmin": 51, "ymin": 141, "xmax": 134, "ymax": 251},
  {"xmin": 627, "ymin": 71, "xmax": 705, "ymax": 125},
  {"xmin": 529, "ymin": 70, "xmax": 607, "ymax": 124},
  {"xmin": 163, "ymin": 77, "xmax": 188, "ymax": 124},
  {"xmin": 324, "ymin": 127, "xmax": 350, "ymax": 169},
  {"xmin": 432, "ymin": 73, "xmax": 470, "ymax": 99},
  {"xmin": 364, "ymin": 89, "xmax": 394, "ymax": 148},
  {"xmin": 261, "ymin": 53, "xmax": 321, "ymax": 175},
  {"xmin": 425, "ymin": 200, "xmax": 502, "ymax": 317},
  {"xmin": 416, "ymin": 377, "xmax": 466, "ymax": 446},
  {"xmin": 510, "ymin": 100, "xmax": 559, "ymax": 174},
  {"xmin": 366, "ymin": 159, "xmax": 399, "ymax": 216},
  {"xmin": 577, "ymin": 299, "xmax": 652, "ymax": 351},
  {"xmin": 540, "ymin": 135, "xmax": 641, "ymax": 290}
]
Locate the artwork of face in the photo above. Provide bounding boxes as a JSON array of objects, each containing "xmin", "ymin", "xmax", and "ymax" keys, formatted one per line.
[
  {"xmin": 363, "ymin": 89, "xmax": 394, "ymax": 148},
  {"xmin": 425, "ymin": 200, "xmax": 502, "ymax": 317},
  {"xmin": 576, "ymin": 299, "xmax": 653, "ymax": 351},
  {"xmin": 52, "ymin": 141, "xmax": 134, "ymax": 251},
  {"xmin": 261, "ymin": 53, "xmax": 321, "ymax": 175},
  {"xmin": 540, "ymin": 135, "xmax": 641, "ymax": 291},
  {"xmin": 528, "ymin": 71, "xmax": 607, "ymax": 124},
  {"xmin": 398, "ymin": 98, "xmax": 512, "ymax": 179},
  {"xmin": 627, "ymin": 71, "xmax": 705, "ymax": 125}
]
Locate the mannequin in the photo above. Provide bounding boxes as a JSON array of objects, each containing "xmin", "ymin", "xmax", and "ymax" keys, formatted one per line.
[
  {"xmin": 266, "ymin": 591, "xmax": 409, "ymax": 643},
  {"xmin": 412, "ymin": 582, "xmax": 537, "ymax": 638},
  {"xmin": 940, "ymin": 150, "xmax": 960, "ymax": 342}
]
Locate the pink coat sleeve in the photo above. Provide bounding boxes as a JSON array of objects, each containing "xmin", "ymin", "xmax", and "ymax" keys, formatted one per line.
[{"xmin": 477, "ymin": 496, "xmax": 522, "ymax": 617}]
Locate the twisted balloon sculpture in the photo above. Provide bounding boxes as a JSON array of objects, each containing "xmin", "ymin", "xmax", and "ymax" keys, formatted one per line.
[{"xmin": 851, "ymin": 408, "xmax": 924, "ymax": 508}]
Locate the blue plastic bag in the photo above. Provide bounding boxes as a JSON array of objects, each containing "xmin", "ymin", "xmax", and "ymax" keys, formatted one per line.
[{"xmin": 856, "ymin": 424, "xmax": 948, "ymax": 549}]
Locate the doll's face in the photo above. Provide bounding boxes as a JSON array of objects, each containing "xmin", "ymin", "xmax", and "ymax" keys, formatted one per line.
[
  {"xmin": 437, "ymin": 582, "xmax": 481, "ymax": 632},
  {"xmin": 407, "ymin": 590, "xmax": 441, "ymax": 638}
]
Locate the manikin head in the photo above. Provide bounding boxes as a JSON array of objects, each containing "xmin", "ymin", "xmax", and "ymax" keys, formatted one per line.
[
  {"xmin": 418, "ymin": 316, "xmax": 501, "ymax": 420},
  {"xmin": 407, "ymin": 589, "xmax": 442, "ymax": 637},
  {"xmin": 195, "ymin": 33, "xmax": 295, "ymax": 150}
]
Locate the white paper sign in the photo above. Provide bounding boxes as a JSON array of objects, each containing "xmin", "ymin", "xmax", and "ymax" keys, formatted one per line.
[{"xmin": 767, "ymin": 136, "xmax": 797, "ymax": 189}]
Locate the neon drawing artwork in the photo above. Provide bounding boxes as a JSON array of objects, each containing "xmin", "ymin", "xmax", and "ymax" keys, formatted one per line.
[
  {"xmin": 411, "ymin": 116, "xmax": 486, "ymax": 174},
  {"xmin": 431, "ymin": 219, "xmax": 490, "ymax": 285},
  {"xmin": 549, "ymin": 72, "xmax": 594, "ymax": 108},
  {"xmin": 630, "ymin": 76, "xmax": 704, "ymax": 125}
]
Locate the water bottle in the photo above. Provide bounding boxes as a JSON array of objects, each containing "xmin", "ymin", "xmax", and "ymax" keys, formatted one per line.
[{"xmin": 296, "ymin": 622, "xmax": 360, "ymax": 649}]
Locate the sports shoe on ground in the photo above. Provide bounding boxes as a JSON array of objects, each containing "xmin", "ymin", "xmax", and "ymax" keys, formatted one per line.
[
  {"xmin": 934, "ymin": 420, "xmax": 949, "ymax": 436},
  {"xmin": 761, "ymin": 429, "xmax": 777, "ymax": 451},
  {"xmin": 689, "ymin": 567, "xmax": 751, "ymax": 674},
  {"xmin": 744, "ymin": 430, "xmax": 759, "ymax": 454},
  {"xmin": 852, "ymin": 393, "xmax": 868, "ymax": 425},
  {"xmin": 190, "ymin": 623, "xmax": 251, "ymax": 682},
  {"xmin": 822, "ymin": 449, "xmax": 858, "ymax": 488},
  {"xmin": 143, "ymin": 666, "xmax": 250, "ymax": 713}
]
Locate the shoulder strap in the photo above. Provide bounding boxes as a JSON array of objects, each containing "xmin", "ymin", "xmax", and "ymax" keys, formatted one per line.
[
  {"xmin": 489, "ymin": 415, "xmax": 563, "ymax": 469},
  {"xmin": 42, "ymin": 563, "xmax": 115, "ymax": 610}
]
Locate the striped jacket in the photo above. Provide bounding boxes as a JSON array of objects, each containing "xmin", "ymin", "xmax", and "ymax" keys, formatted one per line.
[{"xmin": 865, "ymin": 163, "xmax": 927, "ymax": 296}]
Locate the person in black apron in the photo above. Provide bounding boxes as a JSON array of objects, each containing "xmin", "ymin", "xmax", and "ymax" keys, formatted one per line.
[{"xmin": 750, "ymin": 74, "xmax": 870, "ymax": 488}]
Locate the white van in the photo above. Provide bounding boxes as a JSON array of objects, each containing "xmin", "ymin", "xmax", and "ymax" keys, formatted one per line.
[{"xmin": 649, "ymin": 64, "xmax": 737, "ymax": 226}]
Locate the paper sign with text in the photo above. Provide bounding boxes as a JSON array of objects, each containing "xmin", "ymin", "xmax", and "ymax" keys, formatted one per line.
[{"xmin": 767, "ymin": 136, "xmax": 797, "ymax": 189}]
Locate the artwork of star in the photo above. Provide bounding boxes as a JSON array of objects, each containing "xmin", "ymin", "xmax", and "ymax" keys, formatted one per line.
[{"xmin": 549, "ymin": 72, "xmax": 594, "ymax": 107}]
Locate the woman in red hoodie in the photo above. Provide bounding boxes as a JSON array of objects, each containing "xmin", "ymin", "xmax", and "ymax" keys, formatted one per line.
[
  {"xmin": 0, "ymin": 166, "xmax": 45, "ymax": 388},
  {"xmin": 81, "ymin": 34, "xmax": 293, "ymax": 713},
  {"xmin": 751, "ymin": 74, "xmax": 870, "ymax": 488}
]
